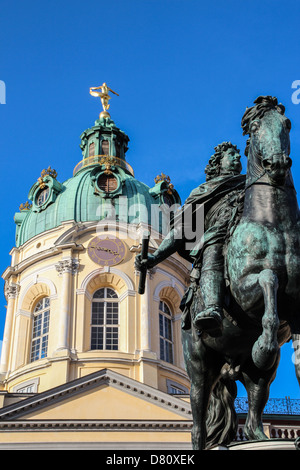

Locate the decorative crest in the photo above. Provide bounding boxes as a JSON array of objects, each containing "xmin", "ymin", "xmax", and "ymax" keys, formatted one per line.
[
  {"xmin": 37, "ymin": 166, "xmax": 57, "ymax": 188},
  {"xmin": 154, "ymin": 173, "xmax": 171, "ymax": 185},
  {"xmin": 19, "ymin": 201, "xmax": 32, "ymax": 211},
  {"xmin": 89, "ymin": 82, "xmax": 119, "ymax": 119},
  {"xmin": 154, "ymin": 173, "xmax": 174, "ymax": 195},
  {"xmin": 98, "ymin": 156, "xmax": 118, "ymax": 175}
]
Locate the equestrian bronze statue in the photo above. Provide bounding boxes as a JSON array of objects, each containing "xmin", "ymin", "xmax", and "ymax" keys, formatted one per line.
[{"xmin": 135, "ymin": 96, "xmax": 300, "ymax": 450}]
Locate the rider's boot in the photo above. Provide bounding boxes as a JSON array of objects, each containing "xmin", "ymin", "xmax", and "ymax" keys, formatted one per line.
[{"xmin": 193, "ymin": 269, "xmax": 225, "ymax": 333}]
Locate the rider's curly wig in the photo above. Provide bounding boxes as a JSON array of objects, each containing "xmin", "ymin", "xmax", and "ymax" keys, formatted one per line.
[
  {"xmin": 205, "ymin": 141, "xmax": 240, "ymax": 181},
  {"xmin": 241, "ymin": 96, "xmax": 286, "ymax": 156}
]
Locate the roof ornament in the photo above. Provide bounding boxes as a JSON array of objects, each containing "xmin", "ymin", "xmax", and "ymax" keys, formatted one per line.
[
  {"xmin": 19, "ymin": 201, "xmax": 32, "ymax": 211},
  {"xmin": 89, "ymin": 82, "xmax": 119, "ymax": 119},
  {"xmin": 154, "ymin": 173, "xmax": 174, "ymax": 195},
  {"xmin": 154, "ymin": 173, "xmax": 171, "ymax": 185},
  {"xmin": 37, "ymin": 166, "xmax": 58, "ymax": 188}
]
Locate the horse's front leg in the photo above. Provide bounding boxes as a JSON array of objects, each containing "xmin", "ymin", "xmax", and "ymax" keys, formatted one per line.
[
  {"xmin": 242, "ymin": 352, "xmax": 280, "ymax": 441},
  {"xmin": 252, "ymin": 269, "xmax": 280, "ymax": 370},
  {"xmin": 189, "ymin": 380, "xmax": 210, "ymax": 450}
]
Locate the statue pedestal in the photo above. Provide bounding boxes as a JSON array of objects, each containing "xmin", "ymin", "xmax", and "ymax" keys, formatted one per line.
[{"xmin": 211, "ymin": 438, "xmax": 299, "ymax": 450}]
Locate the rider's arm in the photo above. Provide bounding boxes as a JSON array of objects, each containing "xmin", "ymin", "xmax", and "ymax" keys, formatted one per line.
[
  {"xmin": 136, "ymin": 225, "xmax": 184, "ymax": 270},
  {"xmin": 152, "ymin": 226, "xmax": 184, "ymax": 265}
]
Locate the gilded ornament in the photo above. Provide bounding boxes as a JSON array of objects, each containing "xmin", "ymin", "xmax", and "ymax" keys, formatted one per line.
[
  {"xmin": 89, "ymin": 82, "xmax": 119, "ymax": 119},
  {"xmin": 19, "ymin": 201, "xmax": 32, "ymax": 211},
  {"xmin": 154, "ymin": 173, "xmax": 171, "ymax": 185},
  {"xmin": 37, "ymin": 166, "xmax": 58, "ymax": 188}
]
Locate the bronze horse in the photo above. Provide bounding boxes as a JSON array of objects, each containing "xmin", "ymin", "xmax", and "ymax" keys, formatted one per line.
[
  {"xmin": 136, "ymin": 96, "xmax": 300, "ymax": 450},
  {"xmin": 181, "ymin": 96, "xmax": 300, "ymax": 449}
]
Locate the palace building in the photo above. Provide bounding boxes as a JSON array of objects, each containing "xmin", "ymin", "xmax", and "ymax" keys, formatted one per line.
[
  {"xmin": 0, "ymin": 87, "xmax": 195, "ymax": 449},
  {"xmin": 0, "ymin": 87, "xmax": 299, "ymax": 450}
]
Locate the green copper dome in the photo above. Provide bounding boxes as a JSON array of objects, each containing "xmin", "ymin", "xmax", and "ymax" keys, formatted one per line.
[{"xmin": 14, "ymin": 117, "xmax": 181, "ymax": 247}]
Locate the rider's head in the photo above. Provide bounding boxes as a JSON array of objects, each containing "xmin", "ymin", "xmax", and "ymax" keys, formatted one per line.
[{"xmin": 205, "ymin": 142, "xmax": 242, "ymax": 181}]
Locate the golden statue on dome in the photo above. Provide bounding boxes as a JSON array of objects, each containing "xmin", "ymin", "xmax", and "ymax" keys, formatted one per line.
[{"xmin": 89, "ymin": 82, "xmax": 119, "ymax": 119}]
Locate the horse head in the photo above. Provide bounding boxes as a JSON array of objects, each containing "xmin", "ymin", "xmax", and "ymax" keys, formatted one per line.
[{"xmin": 242, "ymin": 96, "xmax": 292, "ymax": 185}]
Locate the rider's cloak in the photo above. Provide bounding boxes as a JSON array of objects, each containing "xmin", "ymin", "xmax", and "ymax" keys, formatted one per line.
[
  {"xmin": 173, "ymin": 173, "xmax": 246, "ymax": 329},
  {"xmin": 174, "ymin": 173, "xmax": 246, "ymax": 263}
]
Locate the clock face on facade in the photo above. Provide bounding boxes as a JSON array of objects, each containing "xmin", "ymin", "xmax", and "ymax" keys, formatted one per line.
[{"xmin": 87, "ymin": 236, "xmax": 126, "ymax": 266}]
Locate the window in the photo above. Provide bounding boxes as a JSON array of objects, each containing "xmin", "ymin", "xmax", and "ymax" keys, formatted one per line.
[
  {"xmin": 159, "ymin": 301, "xmax": 173, "ymax": 363},
  {"xmin": 101, "ymin": 140, "xmax": 109, "ymax": 155},
  {"xmin": 36, "ymin": 187, "xmax": 49, "ymax": 206},
  {"xmin": 91, "ymin": 287, "xmax": 119, "ymax": 350},
  {"xmin": 13, "ymin": 378, "xmax": 40, "ymax": 394},
  {"xmin": 30, "ymin": 297, "xmax": 50, "ymax": 362},
  {"xmin": 169, "ymin": 385, "xmax": 185, "ymax": 394},
  {"xmin": 17, "ymin": 384, "xmax": 35, "ymax": 393},
  {"xmin": 166, "ymin": 379, "xmax": 189, "ymax": 395},
  {"xmin": 162, "ymin": 192, "xmax": 174, "ymax": 207},
  {"xmin": 97, "ymin": 174, "xmax": 118, "ymax": 193},
  {"xmin": 89, "ymin": 142, "xmax": 95, "ymax": 157},
  {"xmin": 115, "ymin": 141, "xmax": 121, "ymax": 158}
]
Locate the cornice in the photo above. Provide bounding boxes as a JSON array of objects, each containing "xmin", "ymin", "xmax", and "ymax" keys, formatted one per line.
[
  {"xmin": 0, "ymin": 369, "xmax": 192, "ymax": 421},
  {"xmin": 3, "ymin": 359, "xmax": 52, "ymax": 384},
  {"xmin": 0, "ymin": 419, "xmax": 192, "ymax": 432},
  {"xmin": 2, "ymin": 243, "xmax": 83, "ymax": 281}
]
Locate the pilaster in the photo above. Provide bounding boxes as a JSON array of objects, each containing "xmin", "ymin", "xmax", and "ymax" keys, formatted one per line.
[
  {"xmin": 0, "ymin": 283, "xmax": 20, "ymax": 378},
  {"xmin": 54, "ymin": 258, "xmax": 79, "ymax": 355}
]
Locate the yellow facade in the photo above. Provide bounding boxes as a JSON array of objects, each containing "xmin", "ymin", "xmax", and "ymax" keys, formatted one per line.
[
  {"xmin": 0, "ymin": 209, "xmax": 194, "ymax": 448},
  {"xmin": 0, "ymin": 370, "xmax": 192, "ymax": 450},
  {"xmin": 2, "ymin": 219, "xmax": 190, "ymax": 391}
]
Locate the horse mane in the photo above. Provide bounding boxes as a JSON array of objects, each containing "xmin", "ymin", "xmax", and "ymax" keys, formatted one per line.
[{"xmin": 241, "ymin": 95, "xmax": 285, "ymax": 156}]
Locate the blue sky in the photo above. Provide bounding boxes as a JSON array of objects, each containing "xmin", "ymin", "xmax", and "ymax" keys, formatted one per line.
[{"xmin": 1, "ymin": 0, "xmax": 300, "ymax": 399}]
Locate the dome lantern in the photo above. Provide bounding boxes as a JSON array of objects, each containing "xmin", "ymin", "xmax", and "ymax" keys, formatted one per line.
[{"xmin": 74, "ymin": 83, "xmax": 132, "ymax": 176}]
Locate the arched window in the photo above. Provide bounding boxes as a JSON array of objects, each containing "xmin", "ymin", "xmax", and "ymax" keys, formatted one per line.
[
  {"xmin": 30, "ymin": 297, "xmax": 50, "ymax": 362},
  {"xmin": 36, "ymin": 187, "xmax": 50, "ymax": 206},
  {"xmin": 162, "ymin": 192, "xmax": 174, "ymax": 207},
  {"xmin": 89, "ymin": 142, "xmax": 95, "ymax": 157},
  {"xmin": 101, "ymin": 140, "xmax": 109, "ymax": 155},
  {"xmin": 115, "ymin": 141, "xmax": 121, "ymax": 158},
  {"xmin": 97, "ymin": 173, "xmax": 118, "ymax": 193},
  {"xmin": 91, "ymin": 287, "xmax": 119, "ymax": 350},
  {"xmin": 159, "ymin": 300, "xmax": 173, "ymax": 363}
]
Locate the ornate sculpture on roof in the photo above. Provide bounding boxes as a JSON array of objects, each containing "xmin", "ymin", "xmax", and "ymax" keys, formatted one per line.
[
  {"xmin": 89, "ymin": 82, "xmax": 119, "ymax": 119},
  {"xmin": 37, "ymin": 167, "xmax": 58, "ymax": 188},
  {"xmin": 154, "ymin": 173, "xmax": 171, "ymax": 185},
  {"xmin": 154, "ymin": 173, "xmax": 174, "ymax": 195},
  {"xmin": 19, "ymin": 201, "xmax": 32, "ymax": 211}
]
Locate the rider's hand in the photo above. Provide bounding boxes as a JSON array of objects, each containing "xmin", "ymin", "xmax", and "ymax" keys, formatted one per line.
[{"xmin": 134, "ymin": 253, "xmax": 156, "ymax": 271}]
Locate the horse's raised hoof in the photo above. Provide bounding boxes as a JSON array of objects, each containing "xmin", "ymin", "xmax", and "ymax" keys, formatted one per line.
[
  {"xmin": 252, "ymin": 335, "xmax": 279, "ymax": 370},
  {"xmin": 193, "ymin": 306, "xmax": 223, "ymax": 334}
]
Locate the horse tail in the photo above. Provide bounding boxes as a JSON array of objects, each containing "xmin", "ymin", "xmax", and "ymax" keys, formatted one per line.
[{"xmin": 205, "ymin": 378, "xmax": 238, "ymax": 449}]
